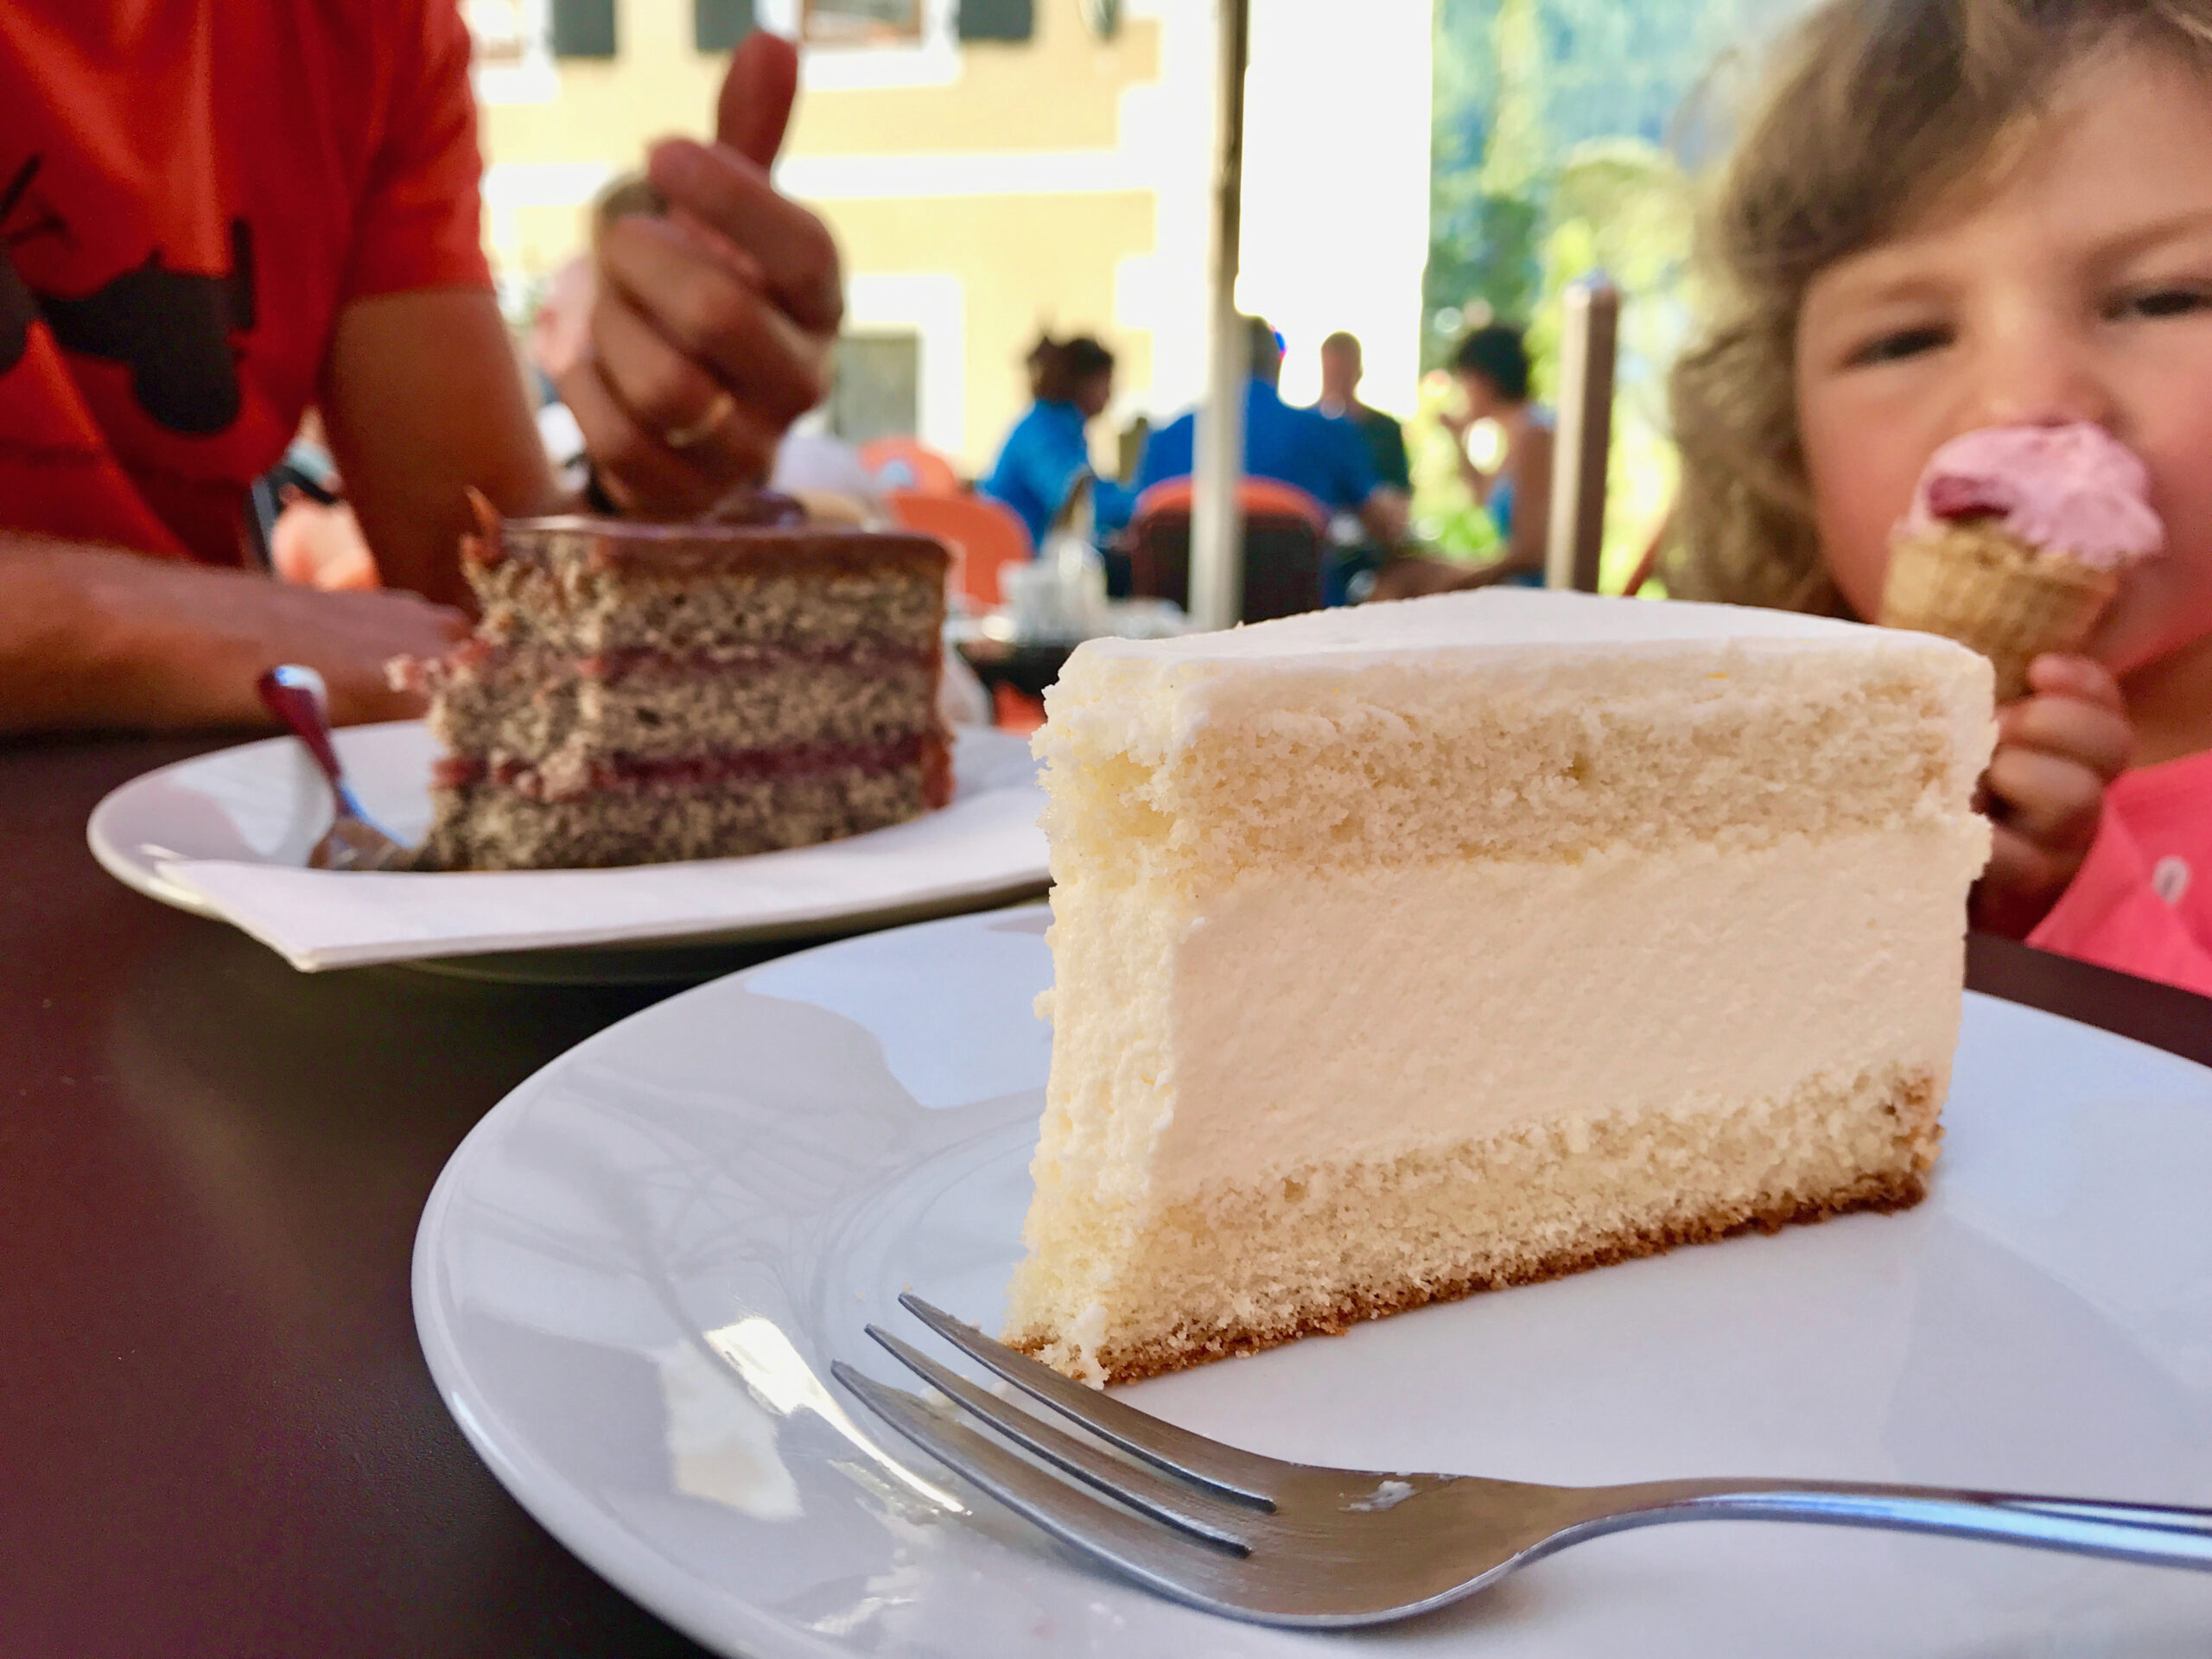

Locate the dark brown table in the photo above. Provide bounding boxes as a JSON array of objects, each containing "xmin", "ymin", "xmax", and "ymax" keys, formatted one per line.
[
  {"xmin": 3, "ymin": 734, "xmax": 716, "ymax": 1658},
  {"xmin": 4, "ymin": 733, "xmax": 2209, "ymax": 1658}
]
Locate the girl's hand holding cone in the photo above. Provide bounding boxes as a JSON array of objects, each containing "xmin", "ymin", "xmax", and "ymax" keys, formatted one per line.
[{"xmin": 1971, "ymin": 654, "xmax": 2136, "ymax": 938}]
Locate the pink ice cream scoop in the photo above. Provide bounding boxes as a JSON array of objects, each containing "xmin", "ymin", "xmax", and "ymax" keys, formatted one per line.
[{"xmin": 1899, "ymin": 423, "xmax": 2164, "ymax": 570}]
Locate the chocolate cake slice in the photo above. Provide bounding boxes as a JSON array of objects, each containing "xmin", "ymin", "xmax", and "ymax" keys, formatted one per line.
[{"xmin": 403, "ymin": 502, "xmax": 953, "ymax": 870}]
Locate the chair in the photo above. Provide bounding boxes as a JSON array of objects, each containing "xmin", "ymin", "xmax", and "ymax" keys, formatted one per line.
[
  {"xmin": 885, "ymin": 488, "xmax": 1034, "ymax": 611},
  {"xmin": 992, "ymin": 682, "xmax": 1048, "ymax": 736},
  {"xmin": 861, "ymin": 436, "xmax": 963, "ymax": 497},
  {"xmin": 1126, "ymin": 477, "xmax": 1330, "ymax": 624},
  {"xmin": 1128, "ymin": 474, "xmax": 1329, "ymax": 532}
]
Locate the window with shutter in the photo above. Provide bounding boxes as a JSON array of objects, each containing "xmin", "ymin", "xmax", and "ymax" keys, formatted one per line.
[
  {"xmin": 694, "ymin": 0, "xmax": 756, "ymax": 52},
  {"xmin": 956, "ymin": 0, "xmax": 1033, "ymax": 42},
  {"xmin": 550, "ymin": 0, "xmax": 617, "ymax": 58},
  {"xmin": 826, "ymin": 334, "xmax": 923, "ymax": 445}
]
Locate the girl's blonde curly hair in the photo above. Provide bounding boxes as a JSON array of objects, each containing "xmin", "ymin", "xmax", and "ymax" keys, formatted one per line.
[{"xmin": 1665, "ymin": 0, "xmax": 2212, "ymax": 614}]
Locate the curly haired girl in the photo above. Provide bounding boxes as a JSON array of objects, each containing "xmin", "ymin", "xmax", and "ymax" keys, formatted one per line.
[{"xmin": 1669, "ymin": 0, "xmax": 2212, "ymax": 995}]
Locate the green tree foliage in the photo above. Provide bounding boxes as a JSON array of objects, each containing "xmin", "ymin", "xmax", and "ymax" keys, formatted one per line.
[
  {"xmin": 1425, "ymin": 0, "xmax": 1548, "ymax": 344},
  {"xmin": 1419, "ymin": 0, "xmax": 1810, "ymax": 575}
]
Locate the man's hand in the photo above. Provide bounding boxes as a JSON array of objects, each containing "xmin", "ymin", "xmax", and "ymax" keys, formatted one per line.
[
  {"xmin": 1971, "ymin": 654, "xmax": 2135, "ymax": 938},
  {"xmin": 245, "ymin": 582, "xmax": 468, "ymax": 725},
  {"xmin": 568, "ymin": 33, "xmax": 843, "ymax": 516},
  {"xmin": 0, "ymin": 538, "xmax": 467, "ymax": 733}
]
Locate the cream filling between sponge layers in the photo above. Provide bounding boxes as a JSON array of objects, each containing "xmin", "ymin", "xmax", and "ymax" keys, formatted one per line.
[{"xmin": 1034, "ymin": 816, "xmax": 1990, "ymax": 1213}]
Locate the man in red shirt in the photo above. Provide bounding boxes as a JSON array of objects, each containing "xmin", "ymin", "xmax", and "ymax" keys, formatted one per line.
[{"xmin": 0, "ymin": 10, "xmax": 840, "ymax": 730}]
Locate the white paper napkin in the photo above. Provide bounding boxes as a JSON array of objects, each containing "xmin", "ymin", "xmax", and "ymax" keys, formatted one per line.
[{"xmin": 156, "ymin": 730, "xmax": 1049, "ymax": 972}]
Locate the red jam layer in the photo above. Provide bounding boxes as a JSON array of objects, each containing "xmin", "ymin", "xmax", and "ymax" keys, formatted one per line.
[{"xmin": 435, "ymin": 731, "xmax": 954, "ymax": 806}]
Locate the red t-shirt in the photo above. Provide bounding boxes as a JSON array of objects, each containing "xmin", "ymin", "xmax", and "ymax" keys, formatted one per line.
[
  {"xmin": 0, "ymin": 2, "xmax": 491, "ymax": 565},
  {"xmin": 2029, "ymin": 747, "xmax": 2212, "ymax": 999}
]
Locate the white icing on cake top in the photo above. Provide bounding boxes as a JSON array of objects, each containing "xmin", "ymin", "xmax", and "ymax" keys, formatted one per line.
[{"xmin": 1072, "ymin": 589, "xmax": 1951, "ymax": 668}]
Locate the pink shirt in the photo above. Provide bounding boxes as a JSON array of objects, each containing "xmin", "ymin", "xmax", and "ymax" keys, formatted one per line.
[{"xmin": 2029, "ymin": 749, "xmax": 2212, "ymax": 998}]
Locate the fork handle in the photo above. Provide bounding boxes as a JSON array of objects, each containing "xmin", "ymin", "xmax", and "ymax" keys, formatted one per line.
[
  {"xmin": 1586, "ymin": 1478, "xmax": 2212, "ymax": 1571},
  {"xmin": 257, "ymin": 668, "xmax": 346, "ymax": 789}
]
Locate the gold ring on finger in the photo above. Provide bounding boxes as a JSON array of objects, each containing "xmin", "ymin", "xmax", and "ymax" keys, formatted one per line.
[{"xmin": 663, "ymin": 391, "xmax": 736, "ymax": 451}]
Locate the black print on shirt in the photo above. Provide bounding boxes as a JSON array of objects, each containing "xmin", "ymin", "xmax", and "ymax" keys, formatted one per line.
[
  {"xmin": 0, "ymin": 157, "xmax": 54, "ymax": 379},
  {"xmin": 0, "ymin": 155, "xmax": 256, "ymax": 436}
]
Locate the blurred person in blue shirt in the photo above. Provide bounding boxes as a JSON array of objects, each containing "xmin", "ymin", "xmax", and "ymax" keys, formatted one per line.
[
  {"xmin": 980, "ymin": 334, "xmax": 1135, "ymax": 547},
  {"xmin": 1135, "ymin": 316, "xmax": 1408, "ymax": 550}
]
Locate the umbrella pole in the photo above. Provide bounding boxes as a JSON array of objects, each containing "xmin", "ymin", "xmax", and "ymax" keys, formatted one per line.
[{"xmin": 1190, "ymin": 0, "xmax": 1249, "ymax": 633}]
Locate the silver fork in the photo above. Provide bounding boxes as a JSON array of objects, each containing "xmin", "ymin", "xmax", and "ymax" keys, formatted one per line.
[
  {"xmin": 834, "ymin": 1294, "xmax": 2212, "ymax": 1629},
  {"xmin": 255, "ymin": 665, "xmax": 410, "ymax": 872}
]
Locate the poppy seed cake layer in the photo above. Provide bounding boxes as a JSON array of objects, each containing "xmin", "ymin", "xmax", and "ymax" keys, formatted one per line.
[{"xmin": 408, "ymin": 511, "xmax": 952, "ymax": 871}]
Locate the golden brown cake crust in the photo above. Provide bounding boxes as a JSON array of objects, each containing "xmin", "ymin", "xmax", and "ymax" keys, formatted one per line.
[{"xmin": 1020, "ymin": 1162, "xmax": 1931, "ymax": 1388}]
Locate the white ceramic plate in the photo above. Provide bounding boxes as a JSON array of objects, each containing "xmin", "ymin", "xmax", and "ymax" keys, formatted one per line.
[
  {"xmin": 413, "ymin": 908, "xmax": 2212, "ymax": 1656},
  {"xmin": 86, "ymin": 721, "xmax": 1047, "ymax": 980}
]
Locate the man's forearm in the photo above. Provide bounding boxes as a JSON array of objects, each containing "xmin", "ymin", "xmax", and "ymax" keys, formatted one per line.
[
  {"xmin": 321, "ymin": 289, "xmax": 565, "ymax": 608},
  {"xmin": 0, "ymin": 536, "xmax": 461, "ymax": 734},
  {"xmin": 0, "ymin": 537, "xmax": 246, "ymax": 731}
]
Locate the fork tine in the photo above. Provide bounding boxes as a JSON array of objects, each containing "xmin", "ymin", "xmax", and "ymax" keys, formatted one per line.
[
  {"xmin": 899, "ymin": 1294, "xmax": 1281, "ymax": 1504},
  {"xmin": 833, "ymin": 1362, "xmax": 1256, "ymax": 1615},
  {"xmin": 335, "ymin": 785, "xmax": 405, "ymax": 851},
  {"xmin": 866, "ymin": 1326, "xmax": 1252, "ymax": 1549}
]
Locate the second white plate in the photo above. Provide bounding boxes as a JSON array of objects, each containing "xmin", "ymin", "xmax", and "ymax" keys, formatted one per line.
[
  {"xmin": 414, "ymin": 908, "xmax": 2212, "ymax": 1656},
  {"xmin": 86, "ymin": 722, "xmax": 1048, "ymax": 979}
]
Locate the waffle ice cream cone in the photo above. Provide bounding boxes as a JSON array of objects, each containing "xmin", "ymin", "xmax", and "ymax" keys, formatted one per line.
[
  {"xmin": 1880, "ymin": 524, "xmax": 2120, "ymax": 703},
  {"xmin": 1879, "ymin": 424, "xmax": 2162, "ymax": 703}
]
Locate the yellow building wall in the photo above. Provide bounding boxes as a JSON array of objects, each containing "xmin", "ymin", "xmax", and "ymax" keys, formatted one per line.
[
  {"xmin": 479, "ymin": 0, "xmax": 1169, "ymax": 471},
  {"xmin": 825, "ymin": 191, "xmax": 1154, "ymax": 469},
  {"xmin": 792, "ymin": 28, "xmax": 1157, "ymax": 155}
]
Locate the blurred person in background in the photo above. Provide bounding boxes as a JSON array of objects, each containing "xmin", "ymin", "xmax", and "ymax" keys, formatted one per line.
[
  {"xmin": 980, "ymin": 334, "xmax": 1135, "ymax": 548},
  {"xmin": 1438, "ymin": 323, "xmax": 1554, "ymax": 584},
  {"xmin": 1313, "ymin": 331, "xmax": 1410, "ymax": 494},
  {"xmin": 1135, "ymin": 316, "xmax": 1409, "ymax": 553},
  {"xmin": 1370, "ymin": 322, "xmax": 1553, "ymax": 600},
  {"xmin": 0, "ymin": 16, "xmax": 840, "ymax": 733},
  {"xmin": 1312, "ymin": 330, "xmax": 1410, "ymax": 603}
]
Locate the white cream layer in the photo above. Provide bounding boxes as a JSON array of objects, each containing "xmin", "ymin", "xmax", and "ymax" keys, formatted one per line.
[{"xmin": 1113, "ymin": 818, "xmax": 1989, "ymax": 1200}]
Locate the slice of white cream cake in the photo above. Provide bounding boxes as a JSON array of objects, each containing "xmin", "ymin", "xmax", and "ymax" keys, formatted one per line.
[{"xmin": 1003, "ymin": 589, "xmax": 1994, "ymax": 1384}]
